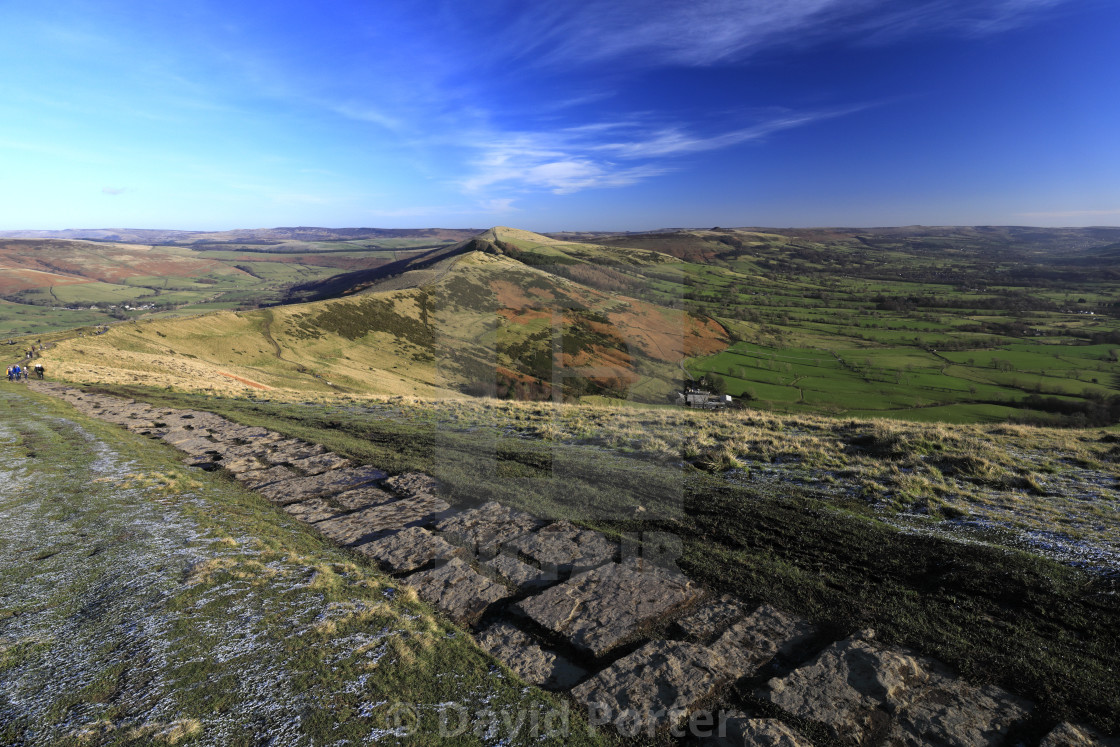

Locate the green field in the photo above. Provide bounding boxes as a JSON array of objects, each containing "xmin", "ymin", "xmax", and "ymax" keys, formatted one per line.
[
  {"xmin": 464, "ymin": 226, "xmax": 1120, "ymax": 425},
  {"xmin": 0, "ymin": 238, "xmax": 435, "ymax": 338},
  {"xmin": 685, "ymin": 339, "xmax": 1117, "ymax": 422}
]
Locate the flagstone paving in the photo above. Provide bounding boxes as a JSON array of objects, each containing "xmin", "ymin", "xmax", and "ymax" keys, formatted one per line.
[
  {"xmin": 31, "ymin": 381, "xmax": 1068, "ymax": 745},
  {"xmin": 514, "ymin": 558, "xmax": 700, "ymax": 657},
  {"xmin": 434, "ymin": 500, "xmax": 544, "ymax": 558},
  {"xmin": 355, "ymin": 526, "xmax": 465, "ymax": 573},
  {"xmin": 504, "ymin": 520, "xmax": 618, "ymax": 576}
]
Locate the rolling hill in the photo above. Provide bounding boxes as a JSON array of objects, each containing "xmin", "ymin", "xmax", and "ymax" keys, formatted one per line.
[
  {"xmin": 16, "ymin": 224, "xmax": 1120, "ymax": 423},
  {"xmin": 38, "ymin": 230, "xmax": 729, "ymax": 400},
  {"xmin": 0, "ymin": 230, "xmax": 480, "ymax": 337}
]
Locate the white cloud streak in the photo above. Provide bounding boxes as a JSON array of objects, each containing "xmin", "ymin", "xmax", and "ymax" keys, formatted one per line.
[
  {"xmin": 460, "ymin": 107, "xmax": 862, "ymax": 194},
  {"xmin": 482, "ymin": 0, "xmax": 1072, "ymax": 69}
]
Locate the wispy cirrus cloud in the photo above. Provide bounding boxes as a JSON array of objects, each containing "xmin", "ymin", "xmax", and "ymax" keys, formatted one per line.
[
  {"xmin": 101, "ymin": 186, "xmax": 127, "ymax": 195},
  {"xmin": 482, "ymin": 0, "xmax": 1074, "ymax": 69},
  {"xmin": 854, "ymin": 0, "xmax": 1071, "ymax": 43},
  {"xmin": 461, "ymin": 106, "xmax": 863, "ymax": 194}
]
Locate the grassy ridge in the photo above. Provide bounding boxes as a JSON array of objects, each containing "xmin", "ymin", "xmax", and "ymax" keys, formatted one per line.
[
  {"xmin": 0, "ymin": 237, "xmax": 449, "ymax": 338},
  {"xmin": 88, "ymin": 384, "xmax": 1120, "ymax": 736},
  {"xmin": 35, "ymin": 249, "xmax": 728, "ymax": 402}
]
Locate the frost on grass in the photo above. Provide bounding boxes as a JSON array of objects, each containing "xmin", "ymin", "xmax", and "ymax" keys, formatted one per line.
[
  {"xmin": 0, "ymin": 393, "xmax": 542, "ymax": 747},
  {"xmin": 323, "ymin": 397, "xmax": 1120, "ymax": 576}
]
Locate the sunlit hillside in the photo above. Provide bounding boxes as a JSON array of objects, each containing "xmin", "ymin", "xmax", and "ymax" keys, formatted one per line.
[{"xmin": 40, "ymin": 232, "xmax": 728, "ymax": 400}]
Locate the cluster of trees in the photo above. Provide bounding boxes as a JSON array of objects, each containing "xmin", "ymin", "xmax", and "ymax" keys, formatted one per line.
[
  {"xmin": 874, "ymin": 293, "xmax": 1057, "ymax": 314},
  {"xmin": 1015, "ymin": 393, "xmax": 1120, "ymax": 427}
]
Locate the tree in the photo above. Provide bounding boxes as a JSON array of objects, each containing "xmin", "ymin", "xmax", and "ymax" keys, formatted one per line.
[{"xmin": 708, "ymin": 375, "xmax": 727, "ymax": 395}]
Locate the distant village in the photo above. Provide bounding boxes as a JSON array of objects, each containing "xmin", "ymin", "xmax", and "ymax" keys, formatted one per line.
[{"xmin": 56, "ymin": 303, "xmax": 157, "ymax": 311}]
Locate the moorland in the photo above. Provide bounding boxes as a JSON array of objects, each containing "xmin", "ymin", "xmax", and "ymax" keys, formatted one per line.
[{"xmin": 3, "ymin": 223, "xmax": 1119, "ymax": 742}]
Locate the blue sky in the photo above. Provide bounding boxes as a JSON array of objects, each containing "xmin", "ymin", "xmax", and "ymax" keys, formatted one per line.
[{"xmin": 1, "ymin": 0, "xmax": 1117, "ymax": 230}]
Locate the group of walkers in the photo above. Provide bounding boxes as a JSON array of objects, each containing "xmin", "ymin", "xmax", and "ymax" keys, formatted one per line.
[{"xmin": 6, "ymin": 363, "xmax": 43, "ymax": 381}]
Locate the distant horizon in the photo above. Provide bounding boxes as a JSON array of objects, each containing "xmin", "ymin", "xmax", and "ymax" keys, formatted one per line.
[{"xmin": 4, "ymin": 223, "xmax": 1120, "ymax": 235}]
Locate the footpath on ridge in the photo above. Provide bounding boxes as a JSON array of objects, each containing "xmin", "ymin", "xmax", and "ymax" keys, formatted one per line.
[{"xmin": 30, "ymin": 381, "xmax": 1119, "ymax": 746}]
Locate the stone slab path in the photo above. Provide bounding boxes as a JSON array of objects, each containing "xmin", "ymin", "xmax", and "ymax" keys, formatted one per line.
[{"xmin": 31, "ymin": 382, "xmax": 1116, "ymax": 746}]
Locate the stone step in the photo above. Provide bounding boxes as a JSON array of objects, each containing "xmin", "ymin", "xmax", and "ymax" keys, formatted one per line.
[
  {"xmin": 503, "ymin": 520, "xmax": 617, "ymax": 576},
  {"xmin": 482, "ymin": 552, "xmax": 558, "ymax": 593},
  {"xmin": 235, "ymin": 465, "xmax": 299, "ymax": 491},
  {"xmin": 282, "ymin": 498, "xmax": 347, "ymax": 524},
  {"xmin": 261, "ymin": 439, "xmax": 327, "ymax": 465},
  {"xmin": 514, "ymin": 557, "xmax": 699, "ymax": 658},
  {"xmin": 476, "ymin": 621, "xmax": 587, "ymax": 691},
  {"xmin": 674, "ymin": 593, "xmax": 749, "ymax": 642},
  {"xmin": 384, "ymin": 472, "xmax": 442, "ymax": 500},
  {"xmin": 315, "ymin": 495, "xmax": 450, "ymax": 546},
  {"xmin": 355, "ymin": 527, "xmax": 465, "ymax": 574},
  {"xmin": 256, "ymin": 465, "xmax": 388, "ymax": 506},
  {"xmin": 708, "ymin": 714, "xmax": 813, "ymax": 747},
  {"xmin": 330, "ymin": 486, "xmax": 398, "ymax": 511},
  {"xmin": 289, "ymin": 451, "xmax": 351, "ymax": 475},
  {"xmin": 162, "ymin": 435, "xmax": 222, "ymax": 457},
  {"xmin": 404, "ymin": 558, "xmax": 512, "ymax": 626},
  {"xmin": 571, "ymin": 640, "xmax": 728, "ymax": 736},
  {"xmin": 709, "ymin": 604, "xmax": 818, "ymax": 680},
  {"xmin": 434, "ymin": 501, "xmax": 544, "ymax": 558},
  {"xmin": 568, "ymin": 604, "xmax": 816, "ymax": 736}
]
